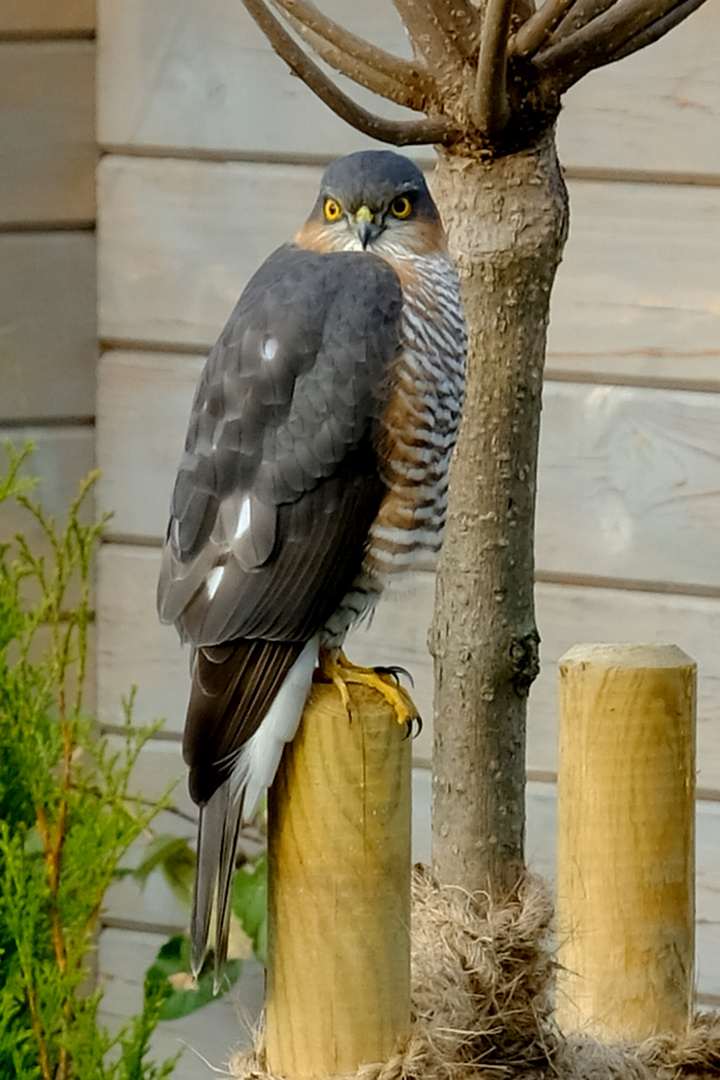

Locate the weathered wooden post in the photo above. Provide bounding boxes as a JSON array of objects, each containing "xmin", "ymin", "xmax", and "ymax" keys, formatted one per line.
[
  {"xmin": 556, "ymin": 644, "xmax": 696, "ymax": 1040},
  {"xmin": 265, "ymin": 680, "xmax": 412, "ymax": 1079}
]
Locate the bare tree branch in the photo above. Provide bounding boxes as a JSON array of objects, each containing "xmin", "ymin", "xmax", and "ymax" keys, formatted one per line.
[
  {"xmin": 241, "ymin": 0, "xmax": 460, "ymax": 145},
  {"xmin": 608, "ymin": 0, "xmax": 707, "ymax": 59},
  {"xmin": 533, "ymin": 0, "xmax": 699, "ymax": 93},
  {"xmin": 514, "ymin": 0, "xmax": 539, "ymax": 23},
  {"xmin": 269, "ymin": 0, "xmax": 435, "ymax": 111},
  {"xmin": 510, "ymin": 0, "xmax": 578, "ymax": 57},
  {"xmin": 474, "ymin": 0, "xmax": 513, "ymax": 134},
  {"xmin": 550, "ymin": 0, "xmax": 615, "ymax": 40},
  {"xmin": 425, "ymin": 0, "xmax": 482, "ymax": 57},
  {"xmin": 391, "ymin": 0, "xmax": 468, "ymax": 73}
]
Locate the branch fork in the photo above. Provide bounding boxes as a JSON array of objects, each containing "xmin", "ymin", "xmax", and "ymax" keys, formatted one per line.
[{"xmin": 241, "ymin": 0, "xmax": 709, "ymax": 148}]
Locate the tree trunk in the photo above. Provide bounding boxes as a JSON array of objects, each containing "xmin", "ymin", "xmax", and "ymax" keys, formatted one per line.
[{"xmin": 429, "ymin": 129, "xmax": 569, "ymax": 897}]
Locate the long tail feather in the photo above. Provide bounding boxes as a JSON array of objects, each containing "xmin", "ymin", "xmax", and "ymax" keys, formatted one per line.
[
  {"xmin": 190, "ymin": 780, "xmax": 242, "ymax": 981},
  {"xmin": 188, "ymin": 637, "xmax": 319, "ymax": 985},
  {"xmin": 213, "ymin": 793, "xmax": 243, "ymax": 990}
]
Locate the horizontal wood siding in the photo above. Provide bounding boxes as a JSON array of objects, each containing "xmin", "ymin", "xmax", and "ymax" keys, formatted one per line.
[
  {"xmin": 0, "ymin": 233, "xmax": 96, "ymax": 420},
  {"xmin": 0, "ymin": 425, "xmax": 95, "ymax": 521},
  {"xmin": 96, "ymin": 542, "xmax": 720, "ymax": 792},
  {"xmin": 96, "ymin": 0, "xmax": 720, "ymax": 176},
  {"xmin": 0, "ymin": 41, "xmax": 96, "ymax": 224},
  {"xmin": 96, "ymin": 0, "xmax": 416, "ymax": 159},
  {"xmin": 0, "ymin": 1, "xmax": 95, "ymax": 36},
  {"xmin": 97, "ymin": 352, "xmax": 720, "ymax": 588},
  {"xmin": 0, "ymin": 12, "xmax": 97, "ymax": 536},
  {"xmin": 97, "ymin": 157, "xmax": 720, "ymax": 380},
  {"xmin": 555, "ymin": 0, "xmax": 720, "ymax": 178},
  {"xmin": 94, "ymin": 0, "xmax": 720, "ymax": 1042}
]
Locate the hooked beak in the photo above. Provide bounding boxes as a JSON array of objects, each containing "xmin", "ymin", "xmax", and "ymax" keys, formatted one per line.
[{"xmin": 354, "ymin": 205, "xmax": 381, "ymax": 250}]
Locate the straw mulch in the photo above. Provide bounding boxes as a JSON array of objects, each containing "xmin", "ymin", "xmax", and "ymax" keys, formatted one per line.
[{"xmin": 229, "ymin": 865, "xmax": 720, "ymax": 1080}]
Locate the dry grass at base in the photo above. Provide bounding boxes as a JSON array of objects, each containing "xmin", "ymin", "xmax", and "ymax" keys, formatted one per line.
[{"xmin": 229, "ymin": 865, "xmax": 720, "ymax": 1080}]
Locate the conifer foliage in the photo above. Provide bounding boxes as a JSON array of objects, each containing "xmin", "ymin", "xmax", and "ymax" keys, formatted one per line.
[{"xmin": 0, "ymin": 444, "xmax": 177, "ymax": 1080}]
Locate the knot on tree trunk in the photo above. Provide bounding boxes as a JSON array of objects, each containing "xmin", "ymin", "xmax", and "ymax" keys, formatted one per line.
[{"xmin": 509, "ymin": 628, "xmax": 540, "ymax": 696}]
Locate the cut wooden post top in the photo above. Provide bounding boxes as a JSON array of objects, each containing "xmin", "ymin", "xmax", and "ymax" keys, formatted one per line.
[{"xmin": 559, "ymin": 642, "xmax": 695, "ymax": 670}]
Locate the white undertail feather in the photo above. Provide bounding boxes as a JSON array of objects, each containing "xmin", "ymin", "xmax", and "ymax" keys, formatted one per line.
[
  {"xmin": 230, "ymin": 636, "xmax": 319, "ymax": 815},
  {"xmin": 192, "ymin": 636, "xmax": 319, "ymax": 985}
]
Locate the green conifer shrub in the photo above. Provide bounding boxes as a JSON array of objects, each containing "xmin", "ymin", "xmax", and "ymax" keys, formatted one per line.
[{"xmin": 0, "ymin": 444, "xmax": 178, "ymax": 1080}]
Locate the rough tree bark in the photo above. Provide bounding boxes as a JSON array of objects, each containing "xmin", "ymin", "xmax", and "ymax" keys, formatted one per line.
[
  {"xmin": 429, "ymin": 137, "xmax": 568, "ymax": 894},
  {"xmin": 241, "ymin": 0, "xmax": 709, "ymax": 899}
]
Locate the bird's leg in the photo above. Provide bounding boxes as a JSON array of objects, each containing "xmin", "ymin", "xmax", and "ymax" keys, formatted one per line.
[
  {"xmin": 316, "ymin": 647, "xmax": 357, "ymax": 722},
  {"xmin": 315, "ymin": 647, "xmax": 420, "ymax": 730}
]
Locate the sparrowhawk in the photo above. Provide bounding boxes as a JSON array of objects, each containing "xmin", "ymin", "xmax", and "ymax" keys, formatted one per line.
[{"xmin": 158, "ymin": 149, "xmax": 466, "ymax": 978}]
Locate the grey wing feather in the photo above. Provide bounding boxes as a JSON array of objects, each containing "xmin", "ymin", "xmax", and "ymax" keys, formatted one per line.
[{"xmin": 157, "ymin": 243, "xmax": 403, "ymax": 648}]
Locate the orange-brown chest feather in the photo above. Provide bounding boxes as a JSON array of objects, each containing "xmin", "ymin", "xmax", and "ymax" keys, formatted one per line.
[
  {"xmin": 295, "ymin": 220, "xmax": 466, "ymax": 580},
  {"xmin": 368, "ymin": 251, "xmax": 466, "ymax": 576}
]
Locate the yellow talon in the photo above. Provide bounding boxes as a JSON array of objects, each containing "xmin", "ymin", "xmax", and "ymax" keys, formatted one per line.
[{"xmin": 315, "ymin": 649, "xmax": 420, "ymax": 729}]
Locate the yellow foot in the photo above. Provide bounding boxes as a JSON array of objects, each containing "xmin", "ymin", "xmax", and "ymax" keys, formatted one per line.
[{"xmin": 315, "ymin": 649, "xmax": 421, "ymax": 732}]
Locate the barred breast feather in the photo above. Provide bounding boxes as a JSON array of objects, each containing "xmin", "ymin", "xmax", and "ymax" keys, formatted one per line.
[
  {"xmin": 370, "ymin": 253, "xmax": 466, "ymax": 573},
  {"xmin": 323, "ymin": 252, "xmax": 466, "ymax": 643}
]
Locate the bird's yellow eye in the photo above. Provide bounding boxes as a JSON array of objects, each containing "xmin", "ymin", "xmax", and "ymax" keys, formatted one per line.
[
  {"xmin": 324, "ymin": 198, "xmax": 343, "ymax": 222},
  {"xmin": 390, "ymin": 195, "xmax": 413, "ymax": 219}
]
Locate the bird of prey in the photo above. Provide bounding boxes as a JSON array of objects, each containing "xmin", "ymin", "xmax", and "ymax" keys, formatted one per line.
[{"xmin": 158, "ymin": 149, "xmax": 466, "ymax": 979}]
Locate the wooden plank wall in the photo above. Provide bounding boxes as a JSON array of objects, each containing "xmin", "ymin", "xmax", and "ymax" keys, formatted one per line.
[
  {"xmin": 0, "ymin": 2, "xmax": 96, "ymax": 547},
  {"xmin": 95, "ymin": 1, "xmax": 720, "ymax": 1072}
]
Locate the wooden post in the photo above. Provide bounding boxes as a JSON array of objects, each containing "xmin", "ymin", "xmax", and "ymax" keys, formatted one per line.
[
  {"xmin": 265, "ymin": 680, "xmax": 412, "ymax": 1080},
  {"xmin": 556, "ymin": 644, "xmax": 696, "ymax": 1040}
]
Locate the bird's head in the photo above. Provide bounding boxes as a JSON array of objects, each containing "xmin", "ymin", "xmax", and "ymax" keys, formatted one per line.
[{"xmin": 296, "ymin": 150, "xmax": 445, "ymax": 258}]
